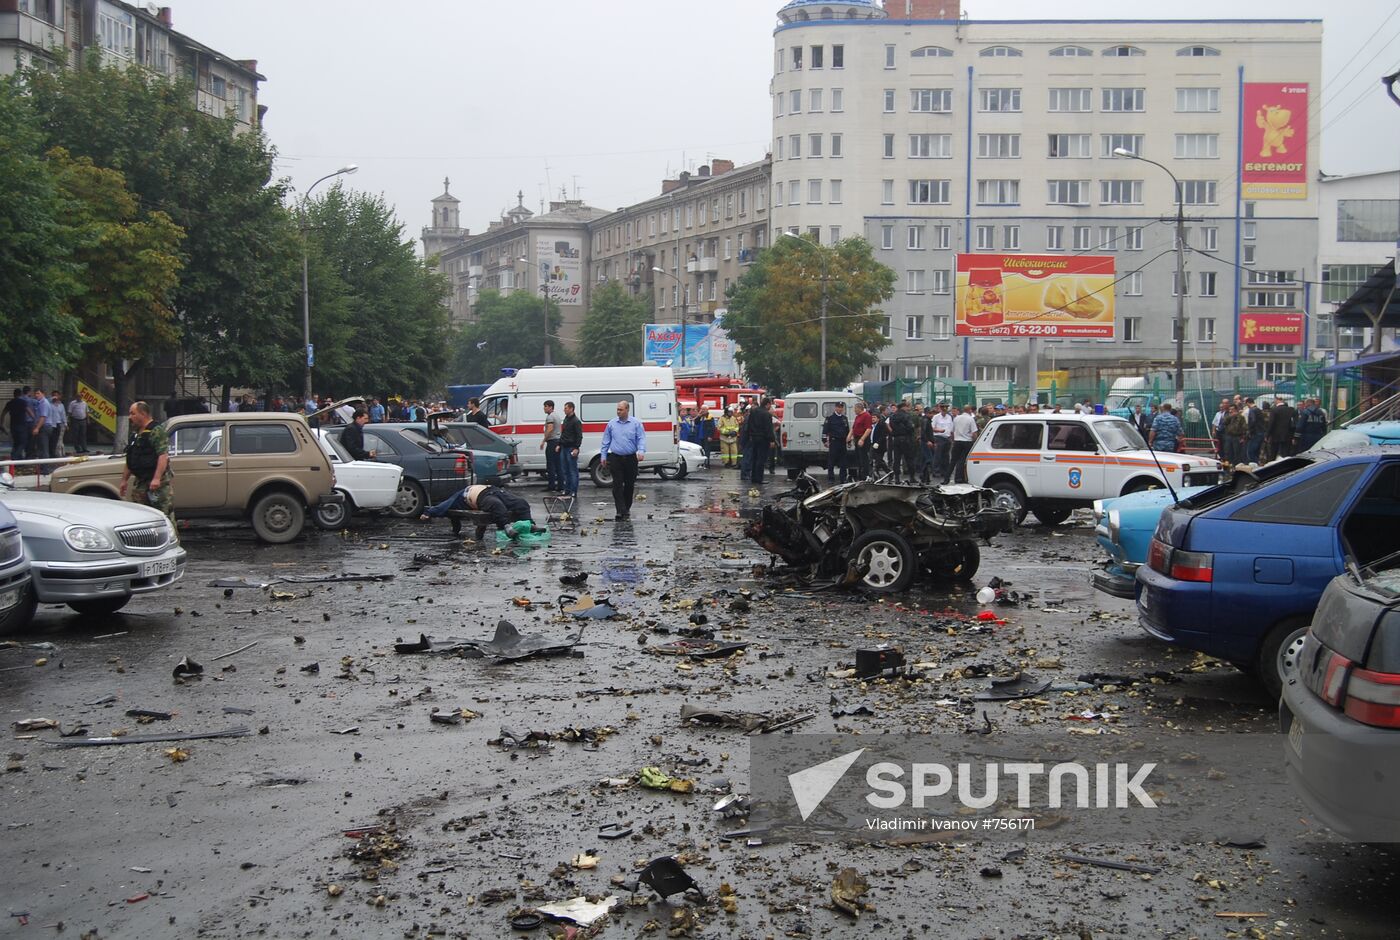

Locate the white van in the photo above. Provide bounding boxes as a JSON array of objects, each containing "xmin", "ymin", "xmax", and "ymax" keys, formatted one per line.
[
  {"xmin": 480, "ymin": 366, "xmax": 679, "ymax": 487},
  {"xmin": 779, "ymin": 390, "xmax": 859, "ymax": 478}
]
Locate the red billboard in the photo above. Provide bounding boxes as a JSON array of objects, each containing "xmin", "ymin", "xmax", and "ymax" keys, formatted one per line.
[
  {"xmin": 954, "ymin": 254, "xmax": 1115, "ymax": 338},
  {"xmin": 1241, "ymin": 82, "xmax": 1308, "ymax": 200},
  {"xmin": 1238, "ymin": 312, "xmax": 1303, "ymax": 346}
]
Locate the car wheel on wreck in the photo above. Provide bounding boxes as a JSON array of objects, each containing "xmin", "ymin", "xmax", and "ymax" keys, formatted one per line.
[
  {"xmin": 850, "ymin": 528, "xmax": 916, "ymax": 593},
  {"xmin": 925, "ymin": 539, "xmax": 980, "ymax": 582},
  {"xmin": 987, "ymin": 480, "xmax": 1028, "ymax": 526}
]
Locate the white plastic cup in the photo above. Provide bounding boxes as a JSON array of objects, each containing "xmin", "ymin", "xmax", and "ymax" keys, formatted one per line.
[{"xmin": 975, "ymin": 586, "xmax": 996, "ymax": 605}]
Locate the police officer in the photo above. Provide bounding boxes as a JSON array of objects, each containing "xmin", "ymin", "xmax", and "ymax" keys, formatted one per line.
[
  {"xmin": 119, "ymin": 401, "xmax": 175, "ymax": 526},
  {"xmin": 822, "ymin": 401, "xmax": 850, "ymax": 482}
]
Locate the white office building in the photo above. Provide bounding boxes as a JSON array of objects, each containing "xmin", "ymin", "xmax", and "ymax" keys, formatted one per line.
[{"xmin": 770, "ymin": 0, "xmax": 1322, "ymax": 388}]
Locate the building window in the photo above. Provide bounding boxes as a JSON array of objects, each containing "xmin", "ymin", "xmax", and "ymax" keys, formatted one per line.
[
  {"xmin": 830, "ymin": 225, "xmax": 841, "ymax": 242},
  {"xmin": 1323, "ymin": 263, "xmax": 1381, "ymax": 302},
  {"xmin": 811, "ymin": 45, "xmax": 824, "ymax": 68},
  {"xmin": 1200, "ymin": 272, "xmax": 1217, "ymax": 296},
  {"xmin": 830, "ymin": 180, "xmax": 842, "ymax": 203},
  {"xmin": 1003, "ymin": 225, "xmax": 1021, "ymax": 250},
  {"xmin": 1178, "ymin": 45, "xmax": 1220, "ymax": 56},
  {"xmin": 1249, "ymin": 269, "xmax": 1297, "ymax": 285},
  {"xmin": 1046, "ymin": 226, "xmax": 1064, "ymax": 250},
  {"xmin": 908, "ymin": 225, "xmax": 924, "ymax": 250},
  {"xmin": 885, "ymin": 44, "xmax": 896, "ymax": 68},
  {"xmin": 1101, "ymin": 133, "xmax": 1143, "ymax": 158},
  {"xmin": 1246, "ymin": 291, "xmax": 1296, "ymax": 308},
  {"xmin": 1176, "ymin": 87, "xmax": 1220, "ymax": 112},
  {"xmin": 830, "ymin": 133, "xmax": 843, "ymax": 157},
  {"xmin": 980, "ymin": 88, "xmax": 1022, "ymax": 112},
  {"xmin": 934, "ymin": 225, "xmax": 951, "ymax": 249},
  {"xmin": 1048, "ymin": 88, "xmax": 1092, "ymax": 112},
  {"xmin": 1103, "ymin": 45, "xmax": 1145, "ymax": 57},
  {"xmin": 881, "ymin": 224, "xmax": 895, "ymax": 250},
  {"xmin": 832, "ymin": 44, "xmax": 843, "ymax": 68},
  {"xmin": 1201, "ymin": 226, "xmax": 1218, "ymax": 251},
  {"xmin": 1174, "ymin": 133, "xmax": 1219, "ymax": 159},
  {"xmin": 1197, "ymin": 318, "xmax": 1216, "ymax": 342},
  {"xmin": 1102, "ymin": 87, "xmax": 1146, "ymax": 112},
  {"xmin": 976, "ymin": 225, "xmax": 995, "ymax": 250},
  {"xmin": 1098, "ymin": 226, "xmax": 1117, "ymax": 250},
  {"xmin": 973, "ymin": 365, "xmax": 1017, "ymax": 382},
  {"xmin": 809, "ymin": 133, "xmax": 823, "ymax": 157},
  {"xmin": 911, "ymin": 88, "xmax": 953, "ymax": 112},
  {"xmin": 931, "ymin": 315, "xmax": 951, "ymax": 338},
  {"xmin": 883, "ymin": 134, "xmax": 895, "ymax": 158},
  {"xmin": 911, "ymin": 45, "xmax": 953, "ymax": 58},
  {"xmin": 831, "ymin": 88, "xmax": 844, "ymax": 111},
  {"xmin": 1125, "ymin": 226, "xmax": 1143, "ymax": 250},
  {"xmin": 97, "ymin": 5, "xmax": 135, "ymax": 58},
  {"xmin": 977, "ymin": 179, "xmax": 1020, "ymax": 205},
  {"xmin": 933, "ymin": 270, "xmax": 950, "ymax": 295},
  {"xmin": 1100, "ymin": 180, "xmax": 1143, "ymax": 205},
  {"xmin": 884, "ymin": 89, "xmax": 896, "ymax": 112},
  {"xmin": 1123, "ymin": 317, "xmax": 1142, "ymax": 342},
  {"xmin": 1177, "ymin": 180, "xmax": 1217, "ymax": 205},
  {"xmin": 1171, "ymin": 272, "xmax": 1191, "ymax": 296},
  {"xmin": 882, "ymin": 180, "xmax": 895, "ymax": 204},
  {"xmin": 1072, "ymin": 225, "xmax": 1091, "ymax": 251},
  {"xmin": 1243, "ymin": 220, "xmax": 1257, "ymax": 240},
  {"xmin": 979, "ymin": 45, "xmax": 1022, "ymax": 57},
  {"xmin": 790, "ymin": 89, "xmax": 802, "ymax": 113},
  {"xmin": 808, "ymin": 179, "xmax": 822, "ymax": 203},
  {"xmin": 979, "ymin": 133, "xmax": 1021, "ymax": 158},
  {"xmin": 1048, "ymin": 134, "xmax": 1091, "ymax": 158},
  {"xmin": 904, "ymin": 364, "xmax": 930, "ymax": 380},
  {"xmin": 1243, "ymin": 244, "xmax": 1256, "ymax": 265},
  {"xmin": 1124, "ymin": 272, "xmax": 1143, "ymax": 296},
  {"xmin": 909, "ymin": 179, "xmax": 951, "ymax": 204},
  {"xmin": 1337, "ymin": 199, "xmax": 1400, "ymax": 242},
  {"xmin": 792, "ymin": 46, "xmax": 802, "ymax": 70},
  {"xmin": 1254, "ymin": 361, "xmax": 1293, "ymax": 383},
  {"xmin": 756, "ymin": 188, "xmax": 766, "ymax": 211},
  {"xmin": 725, "ymin": 194, "xmax": 734, "ymax": 218},
  {"xmin": 810, "ymin": 88, "xmax": 824, "ymax": 112},
  {"xmin": 1050, "ymin": 45, "xmax": 1092, "ymax": 57},
  {"xmin": 790, "ymin": 134, "xmax": 801, "ymax": 158},
  {"xmin": 776, "ymin": 137, "xmax": 784, "ymax": 160},
  {"xmin": 880, "ymin": 364, "xmax": 892, "ymax": 381},
  {"xmin": 910, "ymin": 133, "xmax": 952, "ymax": 158},
  {"xmin": 1047, "ymin": 180, "xmax": 1089, "ymax": 205},
  {"xmin": 789, "ymin": 180, "xmax": 801, "ymax": 204}
]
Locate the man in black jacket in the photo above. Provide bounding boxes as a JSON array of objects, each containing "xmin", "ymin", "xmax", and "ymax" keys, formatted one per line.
[
  {"xmin": 340, "ymin": 409, "xmax": 375, "ymax": 461},
  {"xmin": 463, "ymin": 398, "xmax": 491, "ymax": 428},
  {"xmin": 745, "ymin": 399, "xmax": 776, "ymax": 484},
  {"xmin": 887, "ymin": 402, "xmax": 916, "ymax": 484},
  {"xmin": 559, "ymin": 401, "xmax": 583, "ymax": 496},
  {"xmin": 822, "ymin": 401, "xmax": 850, "ymax": 482},
  {"xmin": 1265, "ymin": 396, "xmax": 1295, "ymax": 461}
]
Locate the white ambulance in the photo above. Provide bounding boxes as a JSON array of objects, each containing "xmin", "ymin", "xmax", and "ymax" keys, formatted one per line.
[{"xmin": 479, "ymin": 366, "xmax": 679, "ymax": 487}]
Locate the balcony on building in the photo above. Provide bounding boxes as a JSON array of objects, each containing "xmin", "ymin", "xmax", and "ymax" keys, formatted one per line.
[
  {"xmin": 687, "ymin": 256, "xmax": 719, "ymax": 274},
  {"xmin": 738, "ymin": 248, "xmax": 757, "ymax": 266}
]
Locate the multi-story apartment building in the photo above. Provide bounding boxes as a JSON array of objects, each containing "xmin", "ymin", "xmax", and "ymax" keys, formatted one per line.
[
  {"xmin": 1318, "ymin": 170, "xmax": 1400, "ymax": 360},
  {"xmin": 588, "ymin": 158, "xmax": 771, "ymax": 332},
  {"xmin": 1, "ymin": 0, "xmax": 264, "ymax": 132},
  {"xmin": 426, "ymin": 191, "xmax": 608, "ymax": 341},
  {"xmin": 770, "ymin": 0, "xmax": 1321, "ymax": 387}
]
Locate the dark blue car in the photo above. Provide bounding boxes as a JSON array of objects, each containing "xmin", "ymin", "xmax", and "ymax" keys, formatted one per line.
[{"xmin": 1136, "ymin": 447, "xmax": 1400, "ymax": 698}]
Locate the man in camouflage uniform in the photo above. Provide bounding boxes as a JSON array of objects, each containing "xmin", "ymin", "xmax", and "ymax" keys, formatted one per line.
[{"xmin": 119, "ymin": 401, "xmax": 175, "ymax": 529}]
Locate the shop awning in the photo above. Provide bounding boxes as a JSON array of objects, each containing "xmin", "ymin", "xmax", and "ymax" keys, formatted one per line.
[
  {"xmin": 1318, "ymin": 348, "xmax": 1400, "ymax": 374},
  {"xmin": 1334, "ymin": 260, "xmax": 1400, "ymax": 329}
]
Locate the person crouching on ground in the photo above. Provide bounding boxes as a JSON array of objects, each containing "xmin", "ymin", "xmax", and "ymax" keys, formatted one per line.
[{"xmin": 419, "ymin": 483, "xmax": 534, "ymax": 537}]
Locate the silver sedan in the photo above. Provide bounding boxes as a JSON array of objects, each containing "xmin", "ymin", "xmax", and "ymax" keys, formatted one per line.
[{"xmin": 0, "ymin": 485, "xmax": 186, "ymax": 624}]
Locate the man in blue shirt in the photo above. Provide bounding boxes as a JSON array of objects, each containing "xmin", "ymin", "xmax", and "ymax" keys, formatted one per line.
[
  {"xmin": 368, "ymin": 398, "xmax": 385, "ymax": 423},
  {"xmin": 1149, "ymin": 402, "xmax": 1184, "ymax": 453},
  {"xmin": 600, "ymin": 400, "xmax": 646, "ymax": 521}
]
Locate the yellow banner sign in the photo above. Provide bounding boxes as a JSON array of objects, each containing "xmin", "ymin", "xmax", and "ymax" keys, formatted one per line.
[{"xmin": 77, "ymin": 380, "xmax": 117, "ymax": 434}]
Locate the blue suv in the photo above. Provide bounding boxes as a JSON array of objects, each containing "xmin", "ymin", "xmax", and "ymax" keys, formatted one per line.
[{"xmin": 1136, "ymin": 447, "xmax": 1400, "ymax": 698}]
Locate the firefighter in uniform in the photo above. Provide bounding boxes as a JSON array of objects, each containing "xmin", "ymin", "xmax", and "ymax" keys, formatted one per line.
[{"xmin": 119, "ymin": 401, "xmax": 175, "ymax": 528}]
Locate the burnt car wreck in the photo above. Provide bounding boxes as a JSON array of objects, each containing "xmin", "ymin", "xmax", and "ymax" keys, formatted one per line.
[{"xmin": 745, "ymin": 476, "xmax": 1014, "ymax": 592}]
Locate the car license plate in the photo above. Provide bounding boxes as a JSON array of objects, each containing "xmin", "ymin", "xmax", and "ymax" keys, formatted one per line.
[
  {"xmin": 1288, "ymin": 718, "xmax": 1303, "ymax": 759},
  {"xmin": 0, "ymin": 587, "xmax": 17, "ymax": 612},
  {"xmin": 142, "ymin": 558, "xmax": 178, "ymax": 578}
]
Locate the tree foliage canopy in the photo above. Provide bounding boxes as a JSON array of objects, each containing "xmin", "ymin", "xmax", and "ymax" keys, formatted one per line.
[
  {"xmin": 578, "ymin": 281, "xmax": 650, "ymax": 367},
  {"xmin": 449, "ymin": 291, "xmax": 567, "ymax": 382},
  {"xmin": 723, "ymin": 236, "xmax": 894, "ymax": 395}
]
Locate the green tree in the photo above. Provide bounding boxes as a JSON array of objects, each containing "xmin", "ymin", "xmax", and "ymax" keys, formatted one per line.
[
  {"xmin": 297, "ymin": 185, "xmax": 450, "ymax": 397},
  {"xmin": 724, "ymin": 236, "xmax": 894, "ymax": 395},
  {"xmin": 47, "ymin": 148, "xmax": 184, "ymax": 416},
  {"xmin": 450, "ymin": 291, "xmax": 566, "ymax": 382},
  {"xmin": 578, "ymin": 281, "xmax": 650, "ymax": 367},
  {"xmin": 25, "ymin": 59, "xmax": 301, "ymax": 399},
  {"xmin": 0, "ymin": 78, "xmax": 82, "ymax": 377}
]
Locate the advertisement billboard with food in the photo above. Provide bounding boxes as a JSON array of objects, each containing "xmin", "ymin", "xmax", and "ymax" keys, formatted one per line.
[{"xmin": 954, "ymin": 254, "xmax": 1116, "ymax": 338}]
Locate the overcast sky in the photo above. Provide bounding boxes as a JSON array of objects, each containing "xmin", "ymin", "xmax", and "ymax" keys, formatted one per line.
[{"xmin": 169, "ymin": 0, "xmax": 1400, "ymax": 246}]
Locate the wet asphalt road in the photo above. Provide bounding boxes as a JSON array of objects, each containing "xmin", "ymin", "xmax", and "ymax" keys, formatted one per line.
[{"xmin": 2, "ymin": 465, "xmax": 1397, "ymax": 939}]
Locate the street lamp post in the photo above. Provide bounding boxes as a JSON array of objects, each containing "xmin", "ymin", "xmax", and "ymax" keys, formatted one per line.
[
  {"xmin": 1114, "ymin": 147, "xmax": 1187, "ymax": 395},
  {"xmin": 651, "ymin": 266, "xmax": 687, "ymax": 368},
  {"xmin": 301, "ymin": 163, "xmax": 358, "ymax": 402},
  {"xmin": 780, "ymin": 232, "xmax": 830, "ymax": 388},
  {"xmin": 519, "ymin": 256, "xmax": 553, "ymax": 366}
]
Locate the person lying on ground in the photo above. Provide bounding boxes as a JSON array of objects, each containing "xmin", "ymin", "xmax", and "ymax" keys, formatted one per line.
[{"xmin": 419, "ymin": 483, "xmax": 533, "ymax": 535}]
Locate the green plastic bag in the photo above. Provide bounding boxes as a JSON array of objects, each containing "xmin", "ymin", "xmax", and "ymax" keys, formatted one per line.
[{"xmin": 497, "ymin": 520, "xmax": 550, "ymax": 545}]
